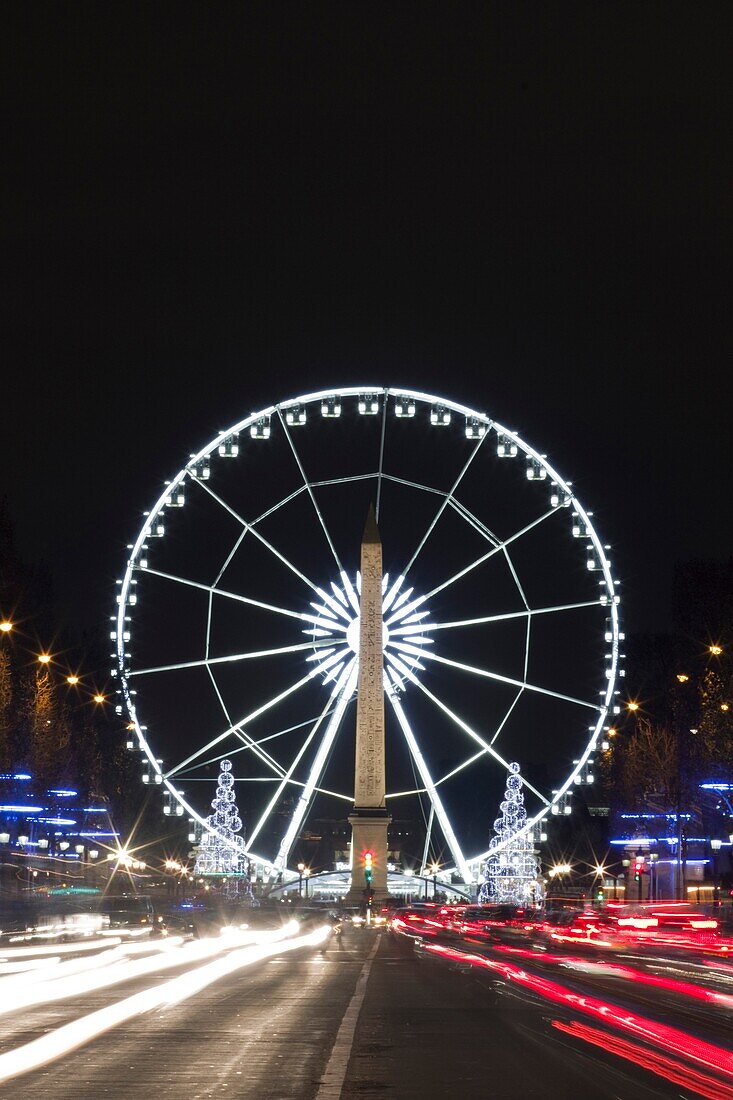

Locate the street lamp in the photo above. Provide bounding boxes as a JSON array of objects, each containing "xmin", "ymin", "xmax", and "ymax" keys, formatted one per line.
[
  {"xmin": 303, "ymin": 867, "xmax": 311, "ymax": 899},
  {"xmin": 37, "ymin": 654, "xmax": 51, "ymax": 665},
  {"xmin": 297, "ymin": 862, "xmax": 305, "ymax": 900},
  {"xmin": 0, "ymin": 621, "xmax": 13, "ymax": 633},
  {"xmin": 66, "ymin": 674, "xmax": 80, "ymax": 686},
  {"xmin": 550, "ymin": 863, "xmax": 572, "ymax": 878},
  {"xmin": 430, "ymin": 862, "xmax": 440, "ymax": 900},
  {"xmin": 710, "ymin": 645, "xmax": 723, "ymax": 657},
  {"xmin": 93, "ymin": 693, "xmax": 106, "ymax": 704},
  {"xmin": 711, "ymin": 839, "xmax": 723, "ymax": 902}
]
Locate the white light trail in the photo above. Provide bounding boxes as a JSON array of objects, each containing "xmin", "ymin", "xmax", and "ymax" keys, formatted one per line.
[
  {"xmin": 0, "ymin": 937, "xmax": 122, "ymax": 959},
  {"xmin": 0, "ymin": 922, "xmax": 330, "ymax": 1085},
  {"xmin": 0, "ymin": 937, "xmax": 185, "ymax": 996},
  {"xmin": 0, "ymin": 929, "xmax": 263, "ymax": 1018}
]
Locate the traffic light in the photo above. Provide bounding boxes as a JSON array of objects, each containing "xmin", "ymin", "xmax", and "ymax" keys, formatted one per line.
[
  {"xmin": 634, "ymin": 857, "xmax": 644, "ymax": 883},
  {"xmin": 364, "ymin": 850, "xmax": 373, "ymax": 887}
]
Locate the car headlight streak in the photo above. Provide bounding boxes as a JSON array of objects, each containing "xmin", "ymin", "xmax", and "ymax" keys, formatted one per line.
[{"xmin": 0, "ymin": 922, "xmax": 328, "ymax": 1085}]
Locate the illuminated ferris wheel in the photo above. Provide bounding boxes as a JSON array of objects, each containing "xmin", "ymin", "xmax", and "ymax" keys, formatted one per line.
[{"xmin": 113, "ymin": 387, "xmax": 622, "ymax": 881}]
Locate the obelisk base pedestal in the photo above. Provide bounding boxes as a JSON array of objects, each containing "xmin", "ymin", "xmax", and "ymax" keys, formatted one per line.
[{"xmin": 346, "ymin": 810, "xmax": 391, "ymax": 903}]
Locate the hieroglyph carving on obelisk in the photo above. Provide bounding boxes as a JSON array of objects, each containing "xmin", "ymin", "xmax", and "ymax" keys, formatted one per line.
[
  {"xmin": 347, "ymin": 504, "xmax": 391, "ymax": 902},
  {"xmin": 353, "ymin": 505, "xmax": 386, "ymax": 809}
]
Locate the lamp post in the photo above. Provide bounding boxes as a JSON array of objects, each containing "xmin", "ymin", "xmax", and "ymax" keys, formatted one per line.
[
  {"xmin": 430, "ymin": 862, "xmax": 440, "ymax": 901},
  {"xmin": 671, "ymin": 663, "xmax": 711, "ymax": 901},
  {"xmin": 297, "ymin": 862, "xmax": 305, "ymax": 900},
  {"xmin": 303, "ymin": 867, "xmax": 310, "ymax": 900},
  {"xmin": 592, "ymin": 864, "xmax": 606, "ymax": 905},
  {"xmin": 711, "ymin": 838, "xmax": 722, "ymax": 904}
]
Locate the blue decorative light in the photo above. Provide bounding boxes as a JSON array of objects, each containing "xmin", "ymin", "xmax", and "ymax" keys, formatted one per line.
[{"xmin": 653, "ymin": 859, "xmax": 710, "ymax": 865}]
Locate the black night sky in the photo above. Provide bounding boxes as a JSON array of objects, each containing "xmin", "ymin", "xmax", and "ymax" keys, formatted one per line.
[{"xmin": 3, "ymin": 7, "xmax": 732, "ymax": 855}]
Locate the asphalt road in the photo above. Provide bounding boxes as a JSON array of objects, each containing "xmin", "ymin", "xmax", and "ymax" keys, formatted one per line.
[{"xmin": 2, "ymin": 925, "xmax": 733, "ymax": 1099}]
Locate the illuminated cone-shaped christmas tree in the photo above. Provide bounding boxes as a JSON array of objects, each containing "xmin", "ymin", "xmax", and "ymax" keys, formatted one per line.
[
  {"xmin": 194, "ymin": 759, "xmax": 250, "ymax": 895},
  {"xmin": 478, "ymin": 762, "xmax": 543, "ymax": 906}
]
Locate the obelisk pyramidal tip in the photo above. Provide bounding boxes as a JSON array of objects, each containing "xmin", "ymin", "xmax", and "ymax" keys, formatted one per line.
[{"xmin": 362, "ymin": 503, "xmax": 381, "ymax": 546}]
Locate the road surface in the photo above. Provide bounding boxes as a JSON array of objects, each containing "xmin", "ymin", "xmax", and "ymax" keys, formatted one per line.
[{"xmin": 2, "ymin": 922, "xmax": 733, "ymax": 1098}]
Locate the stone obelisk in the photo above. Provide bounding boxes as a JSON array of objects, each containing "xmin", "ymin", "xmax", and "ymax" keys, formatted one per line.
[{"xmin": 346, "ymin": 505, "xmax": 391, "ymax": 902}]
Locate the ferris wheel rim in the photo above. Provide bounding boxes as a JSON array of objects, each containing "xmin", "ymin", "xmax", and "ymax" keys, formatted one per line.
[{"xmin": 114, "ymin": 385, "xmax": 621, "ymax": 878}]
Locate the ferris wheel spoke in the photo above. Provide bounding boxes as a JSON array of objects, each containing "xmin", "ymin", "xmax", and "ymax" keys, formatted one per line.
[
  {"xmin": 203, "ymin": 663, "xmax": 286, "ymax": 779},
  {"xmin": 390, "ymin": 640, "xmax": 600, "ymax": 712},
  {"xmin": 142, "ymin": 567, "xmax": 319, "ymax": 626},
  {"xmin": 522, "ymin": 612, "xmax": 531, "ymax": 687},
  {"xmin": 489, "ymin": 687, "xmax": 524, "ymax": 746},
  {"xmin": 447, "ymin": 496, "xmax": 501, "ymax": 547},
  {"xmin": 277, "ymin": 409, "xmax": 345, "ymax": 576},
  {"xmin": 385, "ymin": 678, "xmax": 472, "ymax": 882},
  {"xmin": 379, "ymin": 472, "xmax": 444, "ymax": 499},
  {"xmin": 181, "ymin": 776, "xmax": 351, "ymax": 801},
  {"xmin": 163, "ymin": 663, "xmax": 325, "ymax": 780},
  {"xmin": 244, "ymin": 693, "xmax": 338, "ymax": 855},
  {"xmin": 129, "ymin": 639, "xmax": 331, "ymax": 678},
  {"xmin": 401, "ymin": 434, "xmax": 486, "ymax": 579},
  {"xmin": 386, "ymin": 652, "xmax": 551, "ymax": 807},
  {"xmin": 246, "ymin": 659, "xmax": 356, "ymax": 860},
  {"xmin": 273, "ymin": 661, "xmax": 357, "ymax": 871},
  {"xmin": 503, "ymin": 547, "xmax": 530, "ymax": 611},
  {"xmin": 375, "ymin": 392, "xmax": 388, "ymax": 523},
  {"xmin": 212, "ymin": 527, "xmax": 248, "ymax": 588},
  {"xmin": 192, "ymin": 477, "xmax": 343, "ymax": 615},
  {"xmin": 386, "ymin": 507, "xmax": 558, "ymax": 626},
  {"xmin": 434, "ymin": 748, "xmax": 496, "ymax": 786},
  {"xmin": 402, "ymin": 600, "xmax": 599, "ymax": 635},
  {"xmin": 247, "ymin": 484, "xmax": 307, "ymax": 528},
  {"xmin": 175, "ymin": 711, "xmax": 340, "ymax": 776}
]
